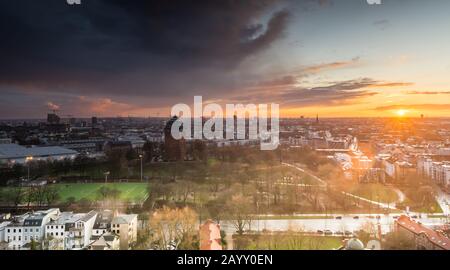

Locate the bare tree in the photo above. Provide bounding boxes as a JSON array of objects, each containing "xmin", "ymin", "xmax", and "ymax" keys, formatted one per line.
[
  {"xmin": 149, "ymin": 206, "xmax": 198, "ymax": 250},
  {"xmin": 225, "ymin": 195, "xmax": 253, "ymax": 235}
]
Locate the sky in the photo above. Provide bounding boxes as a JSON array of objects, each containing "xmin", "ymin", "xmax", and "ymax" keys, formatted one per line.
[{"xmin": 1, "ymin": 0, "xmax": 450, "ymax": 119}]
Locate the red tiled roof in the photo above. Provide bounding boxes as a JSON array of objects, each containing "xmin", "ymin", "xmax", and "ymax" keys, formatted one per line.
[{"xmin": 397, "ymin": 215, "xmax": 450, "ymax": 250}]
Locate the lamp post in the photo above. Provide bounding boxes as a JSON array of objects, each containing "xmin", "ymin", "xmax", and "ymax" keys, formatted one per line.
[
  {"xmin": 104, "ymin": 171, "xmax": 110, "ymax": 184},
  {"xmin": 25, "ymin": 156, "xmax": 33, "ymax": 181},
  {"xmin": 139, "ymin": 154, "xmax": 143, "ymax": 182}
]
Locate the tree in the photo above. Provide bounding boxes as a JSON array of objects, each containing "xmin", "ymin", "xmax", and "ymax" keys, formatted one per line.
[
  {"xmin": 149, "ymin": 206, "xmax": 198, "ymax": 250},
  {"xmin": 225, "ymin": 195, "xmax": 253, "ymax": 235},
  {"xmin": 44, "ymin": 186, "xmax": 60, "ymax": 206},
  {"xmin": 383, "ymin": 231, "xmax": 415, "ymax": 250}
]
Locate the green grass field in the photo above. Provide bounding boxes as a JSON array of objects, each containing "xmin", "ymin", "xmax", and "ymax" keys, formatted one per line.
[{"xmin": 55, "ymin": 183, "xmax": 148, "ymax": 203}]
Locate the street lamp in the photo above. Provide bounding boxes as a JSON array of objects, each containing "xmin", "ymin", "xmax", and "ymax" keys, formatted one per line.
[
  {"xmin": 25, "ymin": 156, "xmax": 33, "ymax": 181},
  {"xmin": 104, "ymin": 171, "xmax": 110, "ymax": 184},
  {"xmin": 139, "ymin": 154, "xmax": 143, "ymax": 182}
]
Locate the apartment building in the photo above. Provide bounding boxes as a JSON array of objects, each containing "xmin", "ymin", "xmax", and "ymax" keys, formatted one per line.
[
  {"xmin": 64, "ymin": 211, "xmax": 97, "ymax": 250},
  {"xmin": 111, "ymin": 214, "xmax": 138, "ymax": 250},
  {"xmin": 4, "ymin": 209, "xmax": 60, "ymax": 250}
]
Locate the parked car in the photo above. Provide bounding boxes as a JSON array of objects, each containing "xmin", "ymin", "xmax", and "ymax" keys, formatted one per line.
[
  {"xmin": 335, "ymin": 216, "xmax": 342, "ymax": 220},
  {"xmin": 317, "ymin": 230, "xmax": 324, "ymax": 235},
  {"xmin": 344, "ymin": 231, "xmax": 353, "ymax": 236},
  {"xmin": 353, "ymin": 216, "xmax": 359, "ymax": 220},
  {"xmin": 324, "ymin": 230, "xmax": 333, "ymax": 236}
]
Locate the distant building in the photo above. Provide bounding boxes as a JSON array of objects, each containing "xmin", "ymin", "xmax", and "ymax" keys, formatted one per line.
[
  {"xmin": 199, "ymin": 220, "xmax": 222, "ymax": 250},
  {"xmin": 396, "ymin": 215, "xmax": 450, "ymax": 250},
  {"xmin": 418, "ymin": 157, "xmax": 450, "ymax": 189},
  {"xmin": 0, "ymin": 143, "xmax": 78, "ymax": 166},
  {"xmin": 103, "ymin": 141, "xmax": 132, "ymax": 154},
  {"xmin": 91, "ymin": 117, "xmax": 98, "ymax": 126},
  {"xmin": 47, "ymin": 113, "xmax": 60, "ymax": 125},
  {"xmin": 163, "ymin": 116, "xmax": 186, "ymax": 161}
]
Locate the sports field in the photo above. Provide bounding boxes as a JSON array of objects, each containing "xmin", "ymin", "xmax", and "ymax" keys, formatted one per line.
[{"xmin": 55, "ymin": 183, "xmax": 148, "ymax": 203}]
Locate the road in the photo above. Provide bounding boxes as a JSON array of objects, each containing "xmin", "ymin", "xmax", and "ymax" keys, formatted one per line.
[{"xmin": 222, "ymin": 214, "xmax": 448, "ymax": 235}]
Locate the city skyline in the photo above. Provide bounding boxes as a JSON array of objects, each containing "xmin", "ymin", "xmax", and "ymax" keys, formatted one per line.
[{"xmin": 1, "ymin": 0, "xmax": 450, "ymax": 119}]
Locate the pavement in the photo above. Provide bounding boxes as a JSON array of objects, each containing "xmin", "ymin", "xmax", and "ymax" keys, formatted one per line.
[{"xmin": 222, "ymin": 213, "xmax": 448, "ymax": 235}]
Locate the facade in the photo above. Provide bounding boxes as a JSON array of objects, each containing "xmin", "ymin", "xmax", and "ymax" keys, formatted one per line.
[
  {"xmin": 45, "ymin": 212, "xmax": 76, "ymax": 250},
  {"xmin": 111, "ymin": 214, "xmax": 138, "ymax": 250},
  {"xmin": 418, "ymin": 157, "xmax": 450, "ymax": 189},
  {"xmin": 64, "ymin": 211, "xmax": 97, "ymax": 250},
  {"xmin": 92, "ymin": 210, "xmax": 114, "ymax": 237},
  {"xmin": 0, "ymin": 208, "xmax": 142, "ymax": 250},
  {"xmin": 4, "ymin": 209, "xmax": 60, "ymax": 250},
  {"xmin": 0, "ymin": 221, "xmax": 11, "ymax": 243},
  {"xmin": 199, "ymin": 220, "xmax": 222, "ymax": 250}
]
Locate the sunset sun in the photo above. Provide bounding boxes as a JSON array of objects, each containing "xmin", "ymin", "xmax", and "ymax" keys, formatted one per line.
[{"xmin": 396, "ymin": 109, "xmax": 409, "ymax": 117}]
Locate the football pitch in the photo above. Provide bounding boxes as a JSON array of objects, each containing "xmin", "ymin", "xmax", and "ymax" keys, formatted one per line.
[{"xmin": 55, "ymin": 183, "xmax": 149, "ymax": 204}]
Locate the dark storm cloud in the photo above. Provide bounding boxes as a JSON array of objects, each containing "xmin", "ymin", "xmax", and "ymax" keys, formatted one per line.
[{"xmin": 0, "ymin": 0, "xmax": 291, "ymax": 99}]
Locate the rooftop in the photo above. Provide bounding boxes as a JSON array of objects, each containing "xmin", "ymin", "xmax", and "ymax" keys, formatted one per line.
[
  {"xmin": 397, "ymin": 215, "xmax": 450, "ymax": 250},
  {"xmin": 0, "ymin": 143, "xmax": 77, "ymax": 160}
]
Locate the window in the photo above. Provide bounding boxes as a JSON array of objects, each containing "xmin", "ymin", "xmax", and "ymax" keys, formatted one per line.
[
  {"xmin": 7, "ymin": 229, "xmax": 10, "ymax": 233},
  {"xmin": 116, "ymin": 230, "xmax": 120, "ymax": 234},
  {"xmin": 36, "ymin": 229, "xmax": 39, "ymax": 232},
  {"xmin": 56, "ymin": 232, "xmax": 58, "ymax": 236},
  {"xmin": 13, "ymin": 229, "xmax": 16, "ymax": 233},
  {"xmin": 25, "ymin": 236, "xmax": 28, "ymax": 241},
  {"xmin": 51, "ymin": 226, "xmax": 53, "ymax": 229},
  {"xmin": 30, "ymin": 229, "xmax": 33, "ymax": 232},
  {"xmin": 18, "ymin": 229, "xmax": 21, "ymax": 233},
  {"xmin": 25, "ymin": 229, "xmax": 28, "ymax": 233},
  {"xmin": 18, "ymin": 236, "xmax": 21, "ymax": 241}
]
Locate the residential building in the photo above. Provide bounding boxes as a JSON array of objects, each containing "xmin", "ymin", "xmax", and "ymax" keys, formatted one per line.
[
  {"xmin": 64, "ymin": 211, "xmax": 97, "ymax": 250},
  {"xmin": 45, "ymin": 212, "xmax": 75, "ymax": 250},
  {"xmin": 199, "ymin": 220, "xmax": 222, "ymax": 250},
  {"xmin": 89, "ymin": 232, "xmax": 120, "ymax": 250},
  {"xmin": 5, "ymin": 209, "xmax": 60, "ymax": 250},
  {"xmin": 396, "ymin": 215, "xmax": 450, "ymax": 250},
  {"xmin": 92, "ymin": 210, "xmax": 114, "ymax": 237},
  {"xmin": 111, "ymin": 214, "xmax": 137, "ymax": 250}
]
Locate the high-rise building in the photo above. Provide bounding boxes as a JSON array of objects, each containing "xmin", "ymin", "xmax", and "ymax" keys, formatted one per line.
[{"xmin": 163, "ymin": 116, "xmax": 186, "ymax": 161}]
